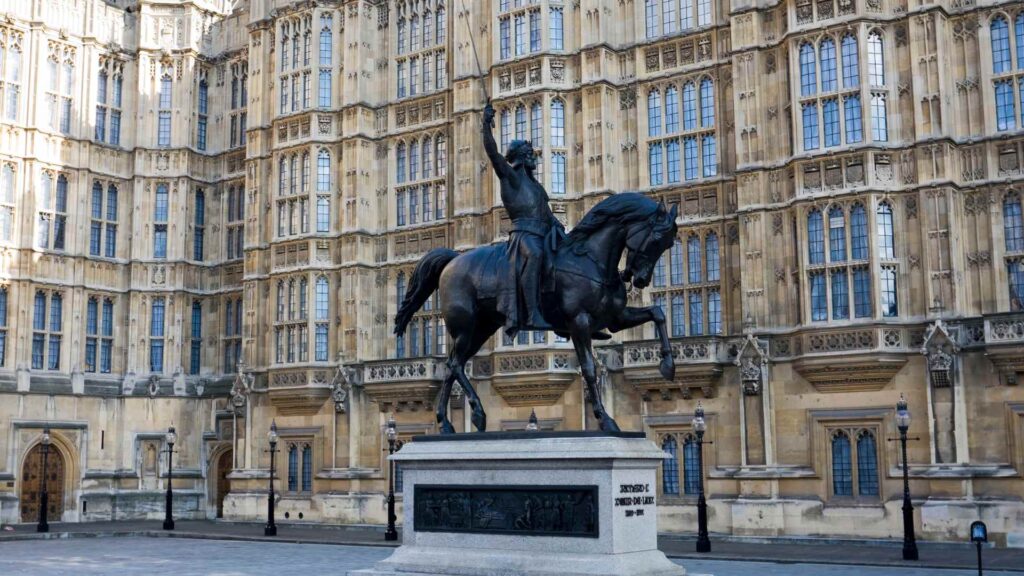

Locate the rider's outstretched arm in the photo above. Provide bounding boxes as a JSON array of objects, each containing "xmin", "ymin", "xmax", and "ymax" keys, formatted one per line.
[{"xmin": 482, "ymin": 105, "xmax": 515, "ymax": 180}]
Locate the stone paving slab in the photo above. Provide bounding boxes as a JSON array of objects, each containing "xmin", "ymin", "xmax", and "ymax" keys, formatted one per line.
[{"xmin": 2, "ymin": 520, "xmax": 1022, "ymax": 572}]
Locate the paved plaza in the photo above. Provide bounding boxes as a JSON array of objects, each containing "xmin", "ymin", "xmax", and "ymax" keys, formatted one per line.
[{"xmin": 0, "ymin": 537, "xmax": 1017, "ymax": 576}]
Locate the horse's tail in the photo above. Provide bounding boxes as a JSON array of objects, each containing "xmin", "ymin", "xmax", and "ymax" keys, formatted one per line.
[{"xmin": 394, "ymin": 248, "xmax": 458, "ymax": 336}]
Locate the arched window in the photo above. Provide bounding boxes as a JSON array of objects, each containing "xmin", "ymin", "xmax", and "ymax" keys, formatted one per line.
[
  {"xmin": 436, "ymin": 135, "xmax": 448, "ymax": 176},
  {"xmin": 823, "ymin": 98, "xmax": 840, "ymax": 148},
  {"xmin": 320, "ymin": 16, "xmax": 333, "ymax": 66},
  {"xmin": 409, "ymin": 141, "xmax": 419, "ymax": 180},
  {"xmin": 654, "ymin": 254, "xmax": 666, "ymax": 287},
  {"xmin": 1005, "ymin": 192, "xmax": 1023, "ymax": 252},
  {"xmin": 301, "ymin": 444, "xmax": 313, "ymax": 492},
  {"xmin": 551, "ymin": 152, "xmax": 566, "ymax": 194},
  {"xmin": 436, "ymin": 8, "xmax": 446, "ymax": 43},
  {"xmin": 299, "ymin": 278, "xmax": 308, "ymax": 319},
  {"xmin": 671, "ymin": 294, "xmax": 684, "ymax": 337},
  {"xmin": 992, "ymin": 16, "xmax": 1011, "ymax": 74},
  {"xmin": 645, "ymin": 0, "xmax": 658, "ymax": 38},
  {"xmin": 831, "ymin": 431, "xmax": 853, "ymax": 496},
  {"xmin": 550, "ymin": 99, "xmax": 565, "ymax": 147},
  {"xmin": 867, "ymin": 32, "xmax": 885, "ymax": 85},
  {"xmin": 699, "ymin": 78, "xmax": 715, "ymax": 128},
  {"xmin": 500, "ymin": 108, "xmax": 511, "ymax": 151},
  {"xmin": 647, "ymin": 89, "xmax": 662, "ymax": 137},
  {"xmin": 423, "ymin": 10, "xmax": 433, "ymax": 46},
  {"xmin": 396, "ymin": 272, "xmax": 406, "ymax": 309},
  {"xmin": 422, "ymin": 137, "xmax": 432, "ymax": 179},
  {"xmin": 0, "ymin": 164, "xmax": 13, "ymax": 242},
  {"xmin": 682, "ymin": 435, "xmax": 700, "ymax": 495},
  {"xmin": 705, "ymin": 232, "xmax": 720, "ymax": 281},
  {"xmin": 808, "ymin": 209, "xmax": 825, "ymax": 264},
  {"xmin": 689, "ymin": 292, "xmax": 703, "ymax": 335},
  {"xmin": 687, "ymin": 235, "xmax": 702, "ymax": 283},
  {"xmin": 708, "ymin": 289, "xmax": 721, "ymax": 334},
  {"xmin": 531, "ymin": 102, "xmax": 543, "ymax": 146},
  {"xmin": 396, "ymin": 142, "xmax": 406, "ymax": 184},
  {"xmin": 288, "ymin": 445, "xmax": 298, "ymax": 491},
  {"xmin": 877, "ymin": 202, "xmax": 895, "ymax": 259},
  {"xmin": 411, "ymin": 15, "xmax": 420, "ymax": 52},
  {"xmin": 665, "ymin": 85, "xmax": 679, "ymax": 132},
  {"xmin": 397, "ymin": 18, "xmax": 406, "ymax": 55},
  {"xmin": 820, "ymin": 38, "xmax": 837, "ymax": 92},
  {"xmin": 1017, "ymin": 14, "xmax": 1024, "ymax": 69},
  {"xmin": 841, "ymin": 34, "xmax": 859, "ymax": 88},
  {"xmin": 515, "ymin": 104, "xmax": 527, "ymax": 140},
  {"xmin": 290, "ymin": 156, "xmax": 298, "ymax": 195},
  {"xmin": 802, "ymin": 102, "xmax": 819, "ymax": 150},
  {"xmin": 851, "ymin": 203, "xmax": 868, "ymax": 259},
  {"xmin": 276, "ymin": 281, "xmax": 285, "ymax": 320},
  {"xmin": 315, "ymin": 276, "xmax": 329, "ymax": 321},
  {"xmin": 670, "ymin": 238, "xmax": 684, "ymax": 285},
  {"xmin": 158, "ymin": 74, "xmax": 172, "ymax": 147},
  {"xmin": 648, "ymin": 142, "xmax": 663, "ymax": 186},
  {"xmin": 661, "ymin": 436, "xmax": 679, "ymax": 495},
  {"xmin": 666, "ymin": 139, "xmax": 680, "ymax": 183},
  {"xmin": 682, "ymin": 82, "xmax": 696, "ymax": 130},
  {"xmin": 995, "ymin": 80, "xmax": 1017, "ymax": 132},
  {"xmin": 663, "ymin": 0, "xmax": 677, "ymax": 34},
  {"xmin": 301, "ymin": 152, "xmax": 310, "ymax": 192},
  {"xmin": 316, "ymin": 150, "xmax": 330, "ymax": 192},
  {"xmin": 799, "ymin": 43, "xmax": 817, "ymax": 96},
  {"xmin": 279, "ymin": 157, "xmax": 288, "ymax": 195},
  {"xmin": 828, "ymin": 205, "xmax": 847, "ymax": 262},
  {"xmin": 856, "ymin": 431, "xmax": 879, "ymax": 496}
]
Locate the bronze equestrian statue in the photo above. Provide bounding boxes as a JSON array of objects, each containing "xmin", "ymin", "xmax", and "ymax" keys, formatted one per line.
[{"xmin": 395, "ymin": 104, "xmax": 678, "ymax": 434}]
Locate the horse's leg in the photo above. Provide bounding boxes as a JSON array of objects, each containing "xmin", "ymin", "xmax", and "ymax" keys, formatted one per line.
[
  {"xmin": 570, "ymin": 312, "xmax": 620, "ymax": 432},
  {"xmin": 447, "ymin": 326, "xmax": 494, "ymax": 432},
  {"xmin": 608, "ymin": 306, "xmax": 675, "ymax": 381},
  {"xmin": 435, "ymin": 368, "xmax": 458, "ymax": 434}
]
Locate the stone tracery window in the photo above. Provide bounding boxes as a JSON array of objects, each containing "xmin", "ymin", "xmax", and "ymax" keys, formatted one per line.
[
  {"xmin": 0, "ymin": 163, "xmax": 14, "ymax": 241},
  {"xmin": 797, "ymin": 34, "xmax": 865, "ymax": 151},
  {"xmin": 0, "ymin": 28, "xmax": 22, "ymax": 122},
  {"xmin": 991, "ymin": 14, "xmax": 1024, "ymax": 132},
  {"xmin": 32, "ymin": 290, "xmax": 63, "ymax": 370},
  {"xmin": 659, "ymin": 431, "xmax": 703, "ymax": 497},
  {"xmin": 646, "ymin": 78, "xmax": 717, "ymax": 186},
  {"xmin": 1005, "ymin": 191, "xmax": 1024, "ymax": 310},
  {"xmin": 36, "ymin": 171, "xmax": 67, "ymax": 251},
  {"xmin": 829, "ymin": 427, "xmax": 879, "ymax": 498},
  {"xmin": 155, "ymin": 183, "xmax": 170, "ymax": 257},
  {"xmin": 805, "ymin": 202, "xmax": 875, "ymax": 322}
]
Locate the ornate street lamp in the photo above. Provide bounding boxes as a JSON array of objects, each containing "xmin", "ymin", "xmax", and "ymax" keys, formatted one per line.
[
  {"xmin": 895, "ymin": 395, "xmax": 918, "ymax": 561},
  {"xmin": 385, "ymin": 414, "xmax": 399, "ymax": 542},
  {"xmin": 265, "ymin": 421, "xmax": 279, "ymax": 537},
  {"xmin": 163, "ymin": 426, "xmax": 177, "ymax": 531},
  {"xmin": 693, "ymin": 404, "xmax": 711, "ymax": 553},
  {"xmin": 36, "ymin": 428, "xmax": 52, "ymax": 533}
]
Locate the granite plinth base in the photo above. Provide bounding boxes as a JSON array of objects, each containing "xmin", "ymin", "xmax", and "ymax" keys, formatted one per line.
[{"xmin": 349, "ymin": 433, "xmax": 687, "ymax": 576}]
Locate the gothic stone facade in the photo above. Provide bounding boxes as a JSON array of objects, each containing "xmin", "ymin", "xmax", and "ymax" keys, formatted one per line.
[{"xmin": 0, "ymin": 0, "xmax": 1023, "ymax": 546}]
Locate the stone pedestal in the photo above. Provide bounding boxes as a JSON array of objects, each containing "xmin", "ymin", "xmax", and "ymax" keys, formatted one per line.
[{"xmin": 350, "ymin": 431, "xmax": 685, "ymax": 576}]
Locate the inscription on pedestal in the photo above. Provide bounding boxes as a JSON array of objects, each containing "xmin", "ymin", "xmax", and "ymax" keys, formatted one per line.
[
  {"xmin": 413, "ymin": 484, "xmax": 599, "ymax": 538},
  {"xmin": 614, "ymin": 483, "xmax": 655, "ymax": 518}
]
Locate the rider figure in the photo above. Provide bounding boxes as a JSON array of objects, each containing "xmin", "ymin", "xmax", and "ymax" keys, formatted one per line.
[{"xmin": 482, "ymin": 102, "xmax": 564, "ymax": 336}]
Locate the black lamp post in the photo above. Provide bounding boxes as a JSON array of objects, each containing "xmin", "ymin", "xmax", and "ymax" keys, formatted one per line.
[
  {"xmin": 36, "ymin": 428, "xmax": 51, "ymax": 533},
  {"xmin": 385, "ymin": 414, "xmax": 398, "ymax": 542},
  {"xmin": 265, "ymin": 421, "xmax": 279, "ymax": 537},
  {"xmin": 971, "ymin": 520, "xmax": 988, "ymax": 576},
  {"xmin": 895, "ymin": 395, "xmax": 918, "ymax": 561},
  {"xmin": 693, "ymin": 403, "xmax": 711, "ymax": 553},
  {"xmin": 163, "ymin": 426, "xmax": 177, "ymax": 531}
]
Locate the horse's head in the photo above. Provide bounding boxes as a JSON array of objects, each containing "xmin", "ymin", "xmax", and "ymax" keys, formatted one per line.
[{"xmin": 623, "ymin": 201, "xmax": 678, "ymax": 289}]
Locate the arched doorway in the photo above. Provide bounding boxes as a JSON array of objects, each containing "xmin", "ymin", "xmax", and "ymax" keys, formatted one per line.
[
  {"xmin": 216, "ymin": 449, "xmax": 233, "ymax": 518},
  {"xmin": 20, "ymin": 443, "xmax": 65, "ymax": 523}
]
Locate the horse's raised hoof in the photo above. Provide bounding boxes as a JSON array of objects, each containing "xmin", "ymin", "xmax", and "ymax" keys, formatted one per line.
[
  {"xmin": 438, "ymin": 419, "xmax": 456, "ymax": 434},
  {"xmin": 660, "ymin": 356, "xmax": 676, "ymax": 381},
  {"xmin": 598, "ymin": 413, "xmax": 621, "ymax": 433}
]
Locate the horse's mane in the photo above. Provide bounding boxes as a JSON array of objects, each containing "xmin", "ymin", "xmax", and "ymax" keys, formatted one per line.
[{"xmin": 564, "ymin": 192, "xmax": 661, "ymax": 247}]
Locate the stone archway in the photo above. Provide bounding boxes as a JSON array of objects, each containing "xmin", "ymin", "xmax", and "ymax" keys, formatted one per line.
[
  {"xmin": 20, "ymin": 443, "xmax": 66, "ymax": 523},
  {"xmin": 216, "ymin": 449, "xmax": 233, "ymax": 518}
]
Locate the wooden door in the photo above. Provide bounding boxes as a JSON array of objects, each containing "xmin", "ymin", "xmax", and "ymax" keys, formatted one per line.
[
  {"xmin": 20, "ymin": 444, "xmax": 65, "ymax": 523},
  {"xmin": 216, "ymin": 450, "xmax": 233, "ymax": 518}
]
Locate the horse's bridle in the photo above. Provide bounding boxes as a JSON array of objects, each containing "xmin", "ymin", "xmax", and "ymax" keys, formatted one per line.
[{"xmin": 623, "ymin": 211, "xmax": 662, "ymax": 279}]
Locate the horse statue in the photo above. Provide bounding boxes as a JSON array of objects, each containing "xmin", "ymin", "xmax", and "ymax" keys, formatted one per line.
[{"xmin": 394, "ymin": 193, "xmax": 679, "ymax": 433}]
